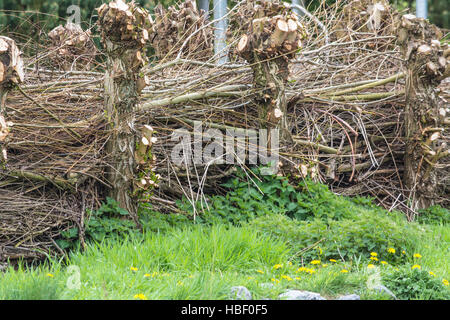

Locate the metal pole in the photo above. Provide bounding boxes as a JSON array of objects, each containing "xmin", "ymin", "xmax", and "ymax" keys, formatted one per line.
[
  {"xmin": 198, "ymin": 0, "xmax": 209, "ymax": 14},
  {"xmin": 292, "ymin": 0, "xmax": 305, "ymax": 17},
  {"xmin": 416, "ymin": 0, "xmax": 427, "ymax": 19},
  {"xmin": 213, "ymin": 0, "xmax": 228, "ymax": 65}
]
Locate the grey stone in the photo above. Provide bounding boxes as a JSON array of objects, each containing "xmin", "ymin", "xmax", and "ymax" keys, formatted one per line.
[
  {"xmin": 278, "ymin": 290, "xmax": 326, "ymax": 300},
  {"xmin": 337, "ymin": 294, "xmax": 360, "ymax": 300},
  {"xmin": 371, "ymin": 285, "xmax": 397, "ymax": 300},
  {"xmin": 230, "ymin": 286, "xmax": 252, "ymax": 300}
]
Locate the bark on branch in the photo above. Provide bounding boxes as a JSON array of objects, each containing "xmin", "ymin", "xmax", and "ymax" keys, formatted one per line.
[
  {"xmin": 397, "ymin": 14, "xmax": 450, "ymax": 210},
  {"xmin": 97, "ymin": 0, "xmax": 152, "ymax": 227},
  {"xmin": 235, "ymin": 0, "xmax": 307, "ymax": 143},
  {"xmin": 0, "ymin": 36, "xmax": 24, "ymax": 165}
]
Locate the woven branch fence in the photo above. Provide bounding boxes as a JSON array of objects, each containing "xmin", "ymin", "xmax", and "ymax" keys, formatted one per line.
[{"xmin": 0, "ymin": 0, "xmax": 448, "ymax": 262}]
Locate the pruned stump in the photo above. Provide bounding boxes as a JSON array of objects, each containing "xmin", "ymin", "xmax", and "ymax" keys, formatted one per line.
[
  {"xmin": 47, "ymin": 23, "xmax": 97, "ymax": 71},
  {"xmin": 0, "ymin": 36, "xmax": 24, "ymax": 165},
  {"xmin": 97, "ymin": 0, "xmax": 152, "ymax": 226},
  {"xmin": 236, "ymin": 0, "xmax": 306, "ymax": 143},
  {"xmin": 398, "ymin": 14, "xmax": 450, "ymax": 210}
]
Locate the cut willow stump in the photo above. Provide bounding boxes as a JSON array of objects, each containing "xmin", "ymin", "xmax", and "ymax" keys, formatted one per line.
[
  {"xmin": 236, "ymin": 0, "xmax": 306, "ymax": 142},
  {"xmin": 0, "ymin": 36, "xmax": 24, "ymax": 164},
  {"xmin": 47, "ymin": 22, "xmax": 97, "ymax": 71},
  {"xmin": 398, "ymin": 14, "xmax": 450, "ymax": 210},
  {"xmin": 151, "ymin": 0, "xmax": 212, "ymax": 61},
  {"xmin": 97, "ymin": 0, "xmax": 152, "ymax": 226}
]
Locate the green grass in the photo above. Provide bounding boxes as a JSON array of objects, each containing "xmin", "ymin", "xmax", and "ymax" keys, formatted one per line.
[
  {"xmin": 1, "ymin": 225, "xmax": 291, "ymax": 300},
  {"xmin": 1, "ymin": 221, "xmax": 447, "ymax": 300},
  {"xmin": 0, "ymin": 176, "xmax": 449, "ymax": 300}
]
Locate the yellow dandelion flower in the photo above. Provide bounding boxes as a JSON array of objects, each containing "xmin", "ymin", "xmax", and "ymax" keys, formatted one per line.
[
  {"xmin": 144, "ymin": 274, "xmax": 151, "ymax": 278},
  {"xmin": 387, "ymin": 248, "xmax": 396, "ymax": 254},
  {"xmin": 296, "ymin": 267, "xmax": 306, "ymax": 273},
  {"xmin": 177, "ymin": 281, "xmax": 184, "ymax": 286},
  {"xmin": 381, "ymin": 261, "xmax": 388, "ymax": 265},
  {"xmin": 307, "ymin": 269, "xmax": 316, "ymax": 274},
  {"xmin": 281, "ymin": 275, "xmax": 293, "ymax": 281},
  {"xmin": 413, "ymin": 253, "xmax": 422, "ymax": 259},
  {"xmin": 341, "ymin": 269, "xmax": 349, "ymax": 273},
  {"xmin": 130, "ymin": 267, "xmax": 138, "ymax": 272},
  {"xmin": 257, "ymin": 270, "xmax": 264, "ymax": 274},
  {"xmin": 370, "ymin": 252, "xmax": 378, "ymax": 257},
  {"xmin": 402, "ymin": 250, "xmax": 406, "ymax": 254},
  {"xmin": 367, "ymin": 264, "xmax": 376, "ymax": 269},
  {"xmin": 273, "ymin": 264, "xmax": 283, "ymax": 270},
  {"xmin": 288, "ymin": 261, "xmax": 293, "ymax": 266},
  {"xmin": 295, "ymin": 277, "xmax": 301, "ymax": 281},
  {"xmin": 310, "ymin": 260, "xmax": 321, "ymax": 265},
  {"xmin": 134, "ymin": 294, "xmax": 147, "ymax": 300},
  {"xmin": 329, "ymin": 259, "xmax": 337, "ymax": 263},
  {"xmin": 443, "ymin": 279, "xmax": 449, "ymax": 286},
  {"xmin": 46, "ymin": 273, "xmax": 54, "ymax": 278},
  {"xmin": 429, "ymin": 271, "xmax": 436, "ymax": 277},
  {"xmin": 370, "ymin": 257, "xmax": 378, "ymax": 261},
  {"xmin": 271, "ymin": 278, "xmax": 280, "ymax": 284},
  {"xmin": 322, "ymin": 264, "xmax": 328, "ymax": 268},
  {"xmin": 412, "ymin": 264, "xmax": 421, "ymax": 270}
]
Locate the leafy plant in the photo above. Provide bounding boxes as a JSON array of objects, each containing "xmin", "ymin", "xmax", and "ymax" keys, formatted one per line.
[
  {"xmin": 178, "ymin": 167, "xmax": 391, "ymax": 226},
  {"xmin": 177, "ymin": 167, "xmax": 301, "ymax": 225},
  {"xmin": 415, "ymin": 205, "xmax": 450, "ymax": 225},
  {"xmin": 247, "ymin": 211, "xmax": 422, "ymax": 264},
  {"xmin": 56, "ymin": 197, "xmax": 139, "ymax": 251},
  {"xmin": 383, "ymin": 266, "xmax": 450, "ymax": 300},
  {"xmin": 85, "ymin": 197, "xmax": 138, "ymax": 241}
]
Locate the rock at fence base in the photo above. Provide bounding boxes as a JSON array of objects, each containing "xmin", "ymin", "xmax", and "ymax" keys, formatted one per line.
[
  {"xmin": 337, "ymin": 294, "xmax": 360, "ymax": 300},
  {"xmin": 278, "ymin": 290, "xmax": 326, "ymax": 300},
  {"xmin": 371, "ymin": 285, "xmax": 397, "ymax": 299},
  {"xmin": 230, "ymin": 286, "xmax": 252, "ymax": 300}
]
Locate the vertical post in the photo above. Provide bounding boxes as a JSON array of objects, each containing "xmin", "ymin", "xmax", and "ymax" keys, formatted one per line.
[
  {"xmin": 213, "ymin": 0, "xmax": 228, "ymax": 65},
  {"xmin": 398, "ymin": 14, "xmax": 449, "ymax": 210},
  {"xmin": 416, "ymin": 0, "xmax": 427, "ymax": 19},
  {"xmin": 97, "ymin": 0, "xmax": 151, "ymax": 227},
  {"xmin": 0, "ymin": 37, "xmax": 24, "ymax": 165},
  {"xmin": 237, "ymin": 1, "xmax": 305, "ymax": 143},
  {"xmin": 198, "ymin": 0, "xmax": 209, "ymax": 14}
]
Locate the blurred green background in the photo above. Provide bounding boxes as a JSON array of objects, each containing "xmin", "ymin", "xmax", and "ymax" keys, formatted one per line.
[{"xmin": 0, "ymin": 1, "xmax": 448, "ymax": 35}]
